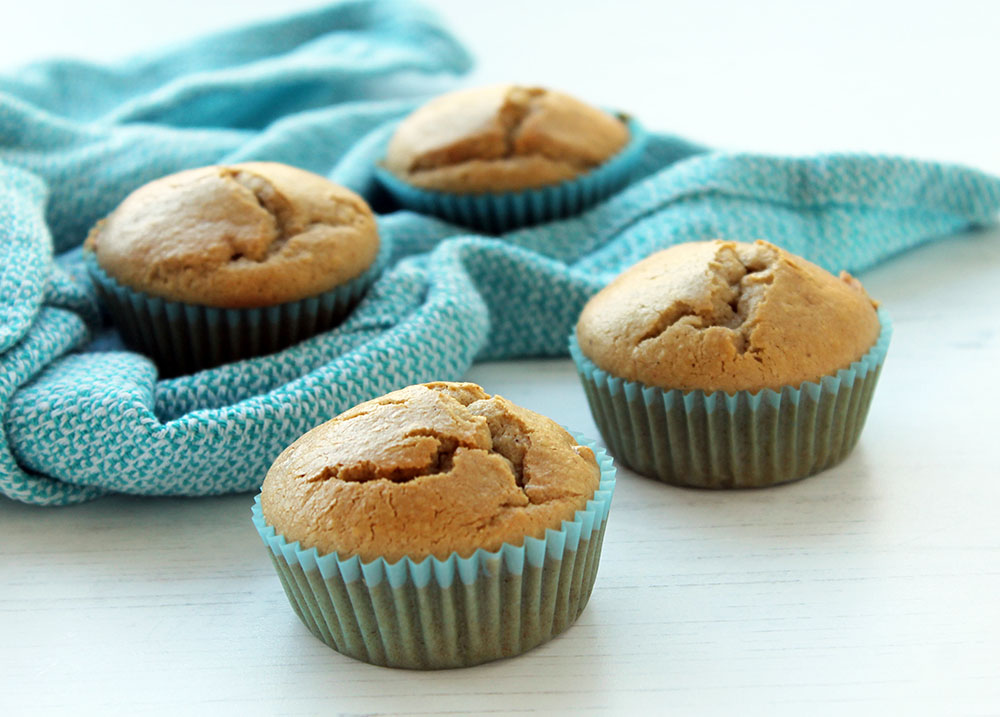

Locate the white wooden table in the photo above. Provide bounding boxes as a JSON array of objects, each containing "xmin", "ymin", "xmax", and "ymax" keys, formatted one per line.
[{"xmin": 2, "ymin": 1, "xmax": 999, "ymax": 714}]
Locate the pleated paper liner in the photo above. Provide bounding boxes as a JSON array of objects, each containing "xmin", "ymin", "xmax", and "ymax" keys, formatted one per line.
[
  {"xmin": 251, "ymin": 436, "xmax": 616, "ymax": 669},
  {"xmin": 84, "ymin": 237, "xmax": 390, "ymax": 377},
  {"xmin": 375, "ymin": 117, "xmax": 648, "ymax": 233},
  {"xmin": 570, "ymin": 309, "xmax": 892, "ymax": 489}
]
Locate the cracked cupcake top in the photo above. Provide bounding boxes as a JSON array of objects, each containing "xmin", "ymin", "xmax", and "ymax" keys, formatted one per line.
[
  {"xmin": 576, "ymin": 240, "xmax": 881, "ymax": 393},
  {"xmin": 260, "ymin": 382, "xmax": 600, "ymax": 563},
  {"xmin": 84, "ymin": 162, "xmax": 379, "ymax": 308},
  {"xmin": 383, "ymin": 84, "xmax": 629, "ymax": 193}
]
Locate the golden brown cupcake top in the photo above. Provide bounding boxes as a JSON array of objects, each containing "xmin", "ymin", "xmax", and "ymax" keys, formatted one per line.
[
  {"xmin": 260, "ymin": 382, "xmax": 601, "ymax": 563},
  {"xmin": 383, "ymin": 84, "xmax": 630, "ymax": 193},
  {"xmin": 576, "ymin": 240, "xmax": 881, "ymax": 394},
  {"xmin": 84, "ymin": 162, "xmax": 379, "ymax": 308}
]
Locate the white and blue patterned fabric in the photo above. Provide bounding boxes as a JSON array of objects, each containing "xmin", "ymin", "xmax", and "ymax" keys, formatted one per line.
[{"xmin": 2, "ymin": 1, "xmax": 999, "ymax": 505}]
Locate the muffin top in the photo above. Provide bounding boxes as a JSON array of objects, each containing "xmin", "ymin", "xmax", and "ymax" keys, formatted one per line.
[
  {"xmin": 383, "ymin": 84, "xmax": 630, "ymax": 194},
  {"xmin": 84, "ymin": 162, "xmax": 379, "ymax": 308},
  {"xmin": 576, "ymin": 240, "xmax": 881, "ymax": 394},
  {"xmin": 260, "ymin": 382, "xmax": 601, "ymax": 563}
]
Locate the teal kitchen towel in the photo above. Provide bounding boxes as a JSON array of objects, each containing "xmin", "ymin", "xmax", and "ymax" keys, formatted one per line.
[{"xmin": 2, "ymin": 1, "xmax": 999, "ymax": 505}]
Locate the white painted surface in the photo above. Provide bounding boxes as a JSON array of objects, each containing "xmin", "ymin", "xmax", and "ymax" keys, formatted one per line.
[{"xmin": 2, "ymin": 2, "xmax": 999, "ymax": 714}]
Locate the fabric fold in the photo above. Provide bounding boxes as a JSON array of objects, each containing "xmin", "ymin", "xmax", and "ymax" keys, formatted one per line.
[
  {"xmin": 0, "ymin": 0, "xmax": 471, "ymax": 127},
  {"xmin": 0, "ymin": 165, "xmax": 53, "ymax": 352}
]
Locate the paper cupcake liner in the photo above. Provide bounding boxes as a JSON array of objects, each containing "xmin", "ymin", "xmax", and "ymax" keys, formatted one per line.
[
  {"xmin": 375, "ymin": 117, "xmax": 648, "ymax": 233},
  {"xmin": 251, "ymin": 435, "xmax": 616, "ymax": 670},
  {"xmin": 85, "ymin": 239, "xmax": 389, "ymax": 377},
  {"xmin": 569, "ymin": 310, "xmax": 892, "ymax": 489}
]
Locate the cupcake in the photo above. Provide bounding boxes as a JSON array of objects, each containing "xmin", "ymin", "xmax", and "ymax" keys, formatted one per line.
[
  {"xmin": 376, "ymin": 84, "xmax": 647, "ymax": 232},
  {"xmin": 252, "ymin": 381, "xmax": 616, "ymax": 669},
  {"xmin": 84, "ymin": 162, "xmax": 384, "ymax": 376},
  {"xmin": 571, "ymin": 239, "xmax": 892, "ymax": 489}
]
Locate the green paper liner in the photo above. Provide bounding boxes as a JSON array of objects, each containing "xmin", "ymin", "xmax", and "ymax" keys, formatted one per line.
[
  {"xmin": 251, "ymin": 435, "xmax": 616, "ymax": 669},
  {"xmin": 375, "ymin": 117, "xmax": 648, "ymax": 233},
  {"xmin": 85, "ymin": 238, "xmax": 389, "ymax": 376},
  {"xmin": 569, "ymin": 310, "xmax": 892, "ymax": 489}
]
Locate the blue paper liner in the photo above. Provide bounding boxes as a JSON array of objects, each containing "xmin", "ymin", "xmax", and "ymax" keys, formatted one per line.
[
  {"xmin": 251, "ymin": 435, "xmax": 616, "ymax": 669},
  {"xmin": 375, "ymin": 117, "xmax": 648, "ymax": 232},
  {"xmin": 570, "ymin": 309, "xmax": 893, "ymax": 489},
  {"xmin": 85, "ymin": 238, "xmax": 389, "ymax": 377}
]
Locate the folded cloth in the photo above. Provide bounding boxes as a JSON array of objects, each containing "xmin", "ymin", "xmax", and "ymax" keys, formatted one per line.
[{"xmin": 2, "ymin": 2, "xmax": 999, "ymax": 505}]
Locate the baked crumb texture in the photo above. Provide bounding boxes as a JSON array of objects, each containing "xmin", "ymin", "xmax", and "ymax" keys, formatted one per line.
[
  {"xmin": 576, "ymin": 239, "xmax": 881, "ymax": 394},
  {"xmin": 384, "ymin": 84, "xmax": 629, "ymax": 193},
  {"xmin": 85, "ymin": 162, "xmax": 379, "ymax": 308},
  {"xmin": 261, "ymin": 382, "xmax": 601, "ymax": 562}
]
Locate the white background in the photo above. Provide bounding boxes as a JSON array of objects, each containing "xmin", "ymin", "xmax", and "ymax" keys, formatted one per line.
[{"xmin": 2, "ymin": 1, "xmax": 999, "ymax": 715}]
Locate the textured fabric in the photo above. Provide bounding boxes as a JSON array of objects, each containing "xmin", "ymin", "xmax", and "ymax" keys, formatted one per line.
[{"xmin": 2, "ymin": 2, "xmax": 1000, "ymax": 505}]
